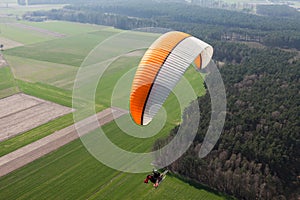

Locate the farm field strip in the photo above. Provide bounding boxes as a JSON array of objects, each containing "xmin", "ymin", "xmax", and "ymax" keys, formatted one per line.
[
  {"xmin": 0, "ymin": 93, "xmax": 42, "ymax": 116},
  {"xmin": 6, "ymin": 55, "xmax": 78, "ymax": 90},
  {"xmin": 6, "ymin": 23, "xmax": 66, "ymax": 38},
  {"xmin": 0, "ymin": 22, "xmax": 55, "ymax": 44},
  {"xmin": 0, "ymin": 107, "xmax": 127, "ymax": 178},
  {"xmin": 3, "ymin": 28, "xmax": 122, "ymax": 67},
  {"xmin": 0, "ymin": 93, "xmax": 73, "ymax": 142},
  {"xmin": 21, "ymin": 20, "xmax": 110, "ymax": 36},
  {"xmin": 0, "ymin": 87, "xmax": 18, "ymax": 99},
  {"xmin": 0, "ymin": 66, "xmax": 18, "ymax": 98}
]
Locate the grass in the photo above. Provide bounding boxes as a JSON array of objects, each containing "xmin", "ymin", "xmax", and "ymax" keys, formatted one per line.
[
  {"xmin": 16, "ymin": 80, "xmax": 73, "ymax": 107},
  {"xmin": 89, "ymin": 169, "xmax": 229, "ymax": 200},
  {"xmin": 0, "ymin": 66, "xmax": 16, "ymax": 90},
  {"xmin": 0, "ymin": 66, "xmax": 19, "ymax": 98},
  {"xmin": 0, "ymin": 23, "xmax": 54, "ymax": 44},
  {"xmin": 3, "ymin": 28, "xmax": 159, "ymax": 67},
  {"xmin": 94, "ymin": 55, "xmax": 143, "ymax": 108},
  {"xmin": 102, "ymin": 116, "xmax": 178, "ymax": 153},
  {"xmin": 21, "ymin": 20, "xmax": 109, "ymax": 36},
  {"xmin": 0, "ymin": 126, "xmax": 231, "ymax": 200},
  {"xmin": 0, "ymin": 20, "xmax": 227, "ymax": 199},
  {"xmin": 6, "ymin": 55, "xmax": 78, "ymax": 90},
  {"xmin": 0, "ymin": 60, "xmax": 217, "ymax": 199},
  {"xmin": 3, "ymin": 28, "xmax": 121, "ymax": 67},
  {"xmin": 0, "ymin": 54, "xmax": 220, "ymax": 200}
]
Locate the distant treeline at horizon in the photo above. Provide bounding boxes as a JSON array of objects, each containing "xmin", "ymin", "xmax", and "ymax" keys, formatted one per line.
[{"xmin": 23, "ymin": 0, "xmax": 300, "ymax": 50}]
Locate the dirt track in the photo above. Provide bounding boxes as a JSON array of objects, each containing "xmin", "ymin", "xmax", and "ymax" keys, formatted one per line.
[
  {"xmin": 0, "ymin": 107, "xmax": 128, "ymax": 178},
  {"xmin": 0, "ymin": 93, "xmax": 73, "ymax": 142}
]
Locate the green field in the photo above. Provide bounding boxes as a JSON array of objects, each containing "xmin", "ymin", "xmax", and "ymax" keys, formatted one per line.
[
  {"xmin": 6, "ymin": 55, "xmax": 78, "ymax": 90},
  {"xmin": 0, "ymin": 18, "xmax": 231, "ymax": 199},
  {"xmin": 0, "ymin": 23, "xmax": 55, "ymax": 44},
  {"xmin": 3, "ymin": 29, "xmax": 119, "ymax": 66},
  {"xmin": 0, "ymin": 66, "xmax": 19, "ymax": 98},
  {"xmin": 0, "ymin": 125, "xmax": 231, "ymax": 200},
  {"xmin": 21, "ymin": 20, "xmax": 109, "ymax": 36},
  {"xmin": 3, "ymin": 28, "xmax": 158, "ymax": 67}
]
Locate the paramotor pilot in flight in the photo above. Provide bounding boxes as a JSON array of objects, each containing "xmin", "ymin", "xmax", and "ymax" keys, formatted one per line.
[{"xmin": 144, "ymin": 169, "xmax": 162, "ymax": 188}]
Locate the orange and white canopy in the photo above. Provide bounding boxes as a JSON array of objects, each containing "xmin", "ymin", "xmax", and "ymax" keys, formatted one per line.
[{"xmin": 130, "ymin": 31, "xmax": 213, "ymax": 125}]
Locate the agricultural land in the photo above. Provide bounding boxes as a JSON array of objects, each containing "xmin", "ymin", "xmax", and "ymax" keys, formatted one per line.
[{"xmin": 0, "ymin": 4, "xmax": 231, "ymax": 200}]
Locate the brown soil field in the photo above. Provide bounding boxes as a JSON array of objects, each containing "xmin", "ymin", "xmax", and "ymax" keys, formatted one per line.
[{"xmin": 0, "ymin": 93, "xmax": 73, "ymax": 142}]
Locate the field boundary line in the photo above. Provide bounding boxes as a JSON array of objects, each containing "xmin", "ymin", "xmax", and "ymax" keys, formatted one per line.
[{"xmin": 0, "ymin": 102, "xmax": 44, "ymax": 120}]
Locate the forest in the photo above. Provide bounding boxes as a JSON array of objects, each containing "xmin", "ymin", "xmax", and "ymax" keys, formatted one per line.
[
  {"xmin": 256, "ymin": 4, "xmax": 300, "ymax": 19},
  {"xmin": 20, "ymin": 0, "xmax": 300, "ymax": 199}
]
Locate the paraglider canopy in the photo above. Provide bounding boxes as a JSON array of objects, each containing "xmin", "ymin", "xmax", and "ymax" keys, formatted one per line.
[{"xmin": 129, "ymin": 31, "xmax": 213, "ymax": 125}]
